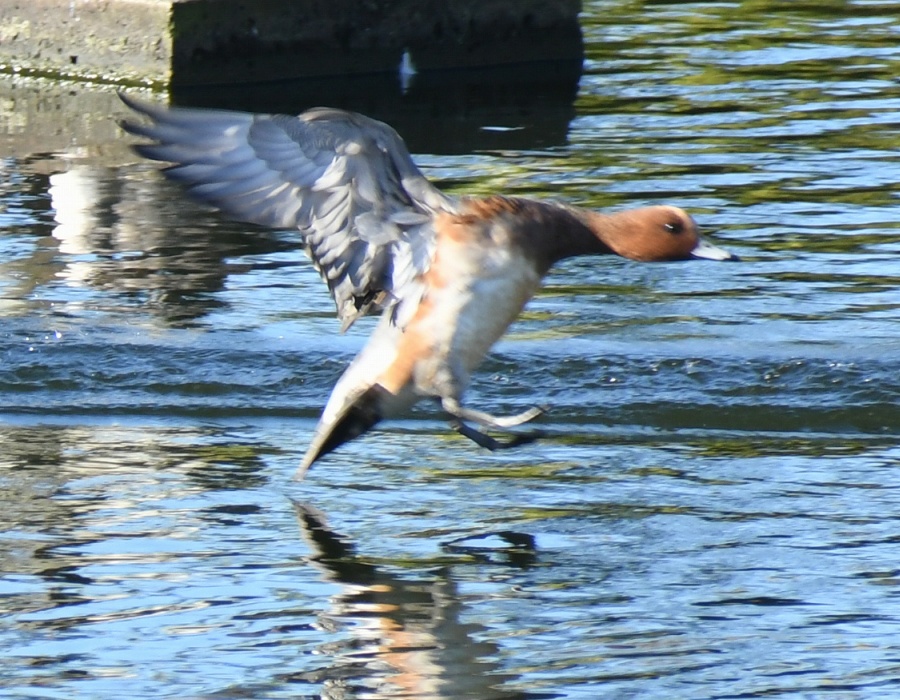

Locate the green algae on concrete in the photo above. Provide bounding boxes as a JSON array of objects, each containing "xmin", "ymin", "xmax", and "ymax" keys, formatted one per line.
[{"xmin": 0, "ymin": 0, "xmax": 582, "ymax": 86}]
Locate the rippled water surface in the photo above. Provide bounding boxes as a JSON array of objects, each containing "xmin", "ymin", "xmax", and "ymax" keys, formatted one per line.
[{"xmin": 2, "ymin": 2, "xmax": 900, "ymax": 698}]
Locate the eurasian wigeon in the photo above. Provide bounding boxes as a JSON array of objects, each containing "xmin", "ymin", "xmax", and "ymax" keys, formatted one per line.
[{"xmin": 119, "ymin": 94, "xmax": 737, "ymax": 477}]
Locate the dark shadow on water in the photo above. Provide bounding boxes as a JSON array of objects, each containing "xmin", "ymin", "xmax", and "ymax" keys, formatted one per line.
[{"xmin": 170, "ymin": 61, "xmax": 583, "ymax": 154}]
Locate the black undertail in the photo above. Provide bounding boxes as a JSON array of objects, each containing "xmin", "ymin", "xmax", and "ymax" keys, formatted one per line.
[{"xmin": 299, "ymin": 384, "xmax": 390, "ymax": 475}]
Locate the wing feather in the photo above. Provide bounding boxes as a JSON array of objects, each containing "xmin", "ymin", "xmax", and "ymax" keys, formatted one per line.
[{"xmin": 119, "ymin": 93, "xmax": 457, "ymax": 329}]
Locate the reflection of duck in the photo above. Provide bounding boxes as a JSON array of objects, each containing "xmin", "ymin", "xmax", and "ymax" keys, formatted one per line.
[
  {"xmin": 120, "ymin": 95, "xmax": 736, "ymax": 475},
  {"xmin": 293, "ymin": 502, "xmax": 551, "ymax": 699}
]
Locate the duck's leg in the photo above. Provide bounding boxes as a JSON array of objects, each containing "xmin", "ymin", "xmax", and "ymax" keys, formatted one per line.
[
  {"xmin": 441, "ymin": 397, "xmax": 544, "ymax": 451},
  {"xmin": 441, "ymin": 397, "xmax": 545, "ymax": 428}
]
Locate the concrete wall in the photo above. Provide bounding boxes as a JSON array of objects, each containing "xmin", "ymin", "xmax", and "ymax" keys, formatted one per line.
[{"xmin": 0, "ymin": 0, "xmax": 582, "ymax": 86}]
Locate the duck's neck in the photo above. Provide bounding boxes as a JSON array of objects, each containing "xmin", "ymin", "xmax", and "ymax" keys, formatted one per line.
[
  {"xmin": 536, "ymin": 205, "xmax": 620, "ymax": 270},
  {"xmin": 460, "ymin": 196, "xmax": 623, "ymax": 272}
]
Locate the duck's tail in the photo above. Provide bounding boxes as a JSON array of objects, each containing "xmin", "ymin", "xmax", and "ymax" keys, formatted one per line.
[{"xmin": 294, "ymin": 384, "xmax": 390, "ymax": 480}]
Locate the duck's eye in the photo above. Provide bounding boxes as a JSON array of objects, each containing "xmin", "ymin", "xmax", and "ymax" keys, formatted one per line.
[{"xmin": 664, "ymin": 220, "xmax": 684, "ymax": 235}]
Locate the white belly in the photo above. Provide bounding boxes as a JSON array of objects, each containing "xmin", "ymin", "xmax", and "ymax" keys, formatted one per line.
[{"xmin": 412, "ymin": 247, "xmax": 542, "ymax": 394}]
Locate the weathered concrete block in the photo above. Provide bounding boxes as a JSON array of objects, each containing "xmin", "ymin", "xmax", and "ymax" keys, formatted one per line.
[
  {"xmin": 0, "ymin": 0, "xmax": 173, "ymax": 84},
  {"xmin": 0, "ymin": 0, "xmax": 582, "ymax": 86}
]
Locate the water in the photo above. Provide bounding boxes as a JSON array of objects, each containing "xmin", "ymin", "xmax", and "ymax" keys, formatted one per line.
[{"xmin": 2, "ymin": 1, "xmax": 900, "ymax": 697}]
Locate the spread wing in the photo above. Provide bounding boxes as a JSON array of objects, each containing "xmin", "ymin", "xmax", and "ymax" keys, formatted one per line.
[{"xmin": 119, "ymin": 93, "xmax": 457, "ymax": 329}]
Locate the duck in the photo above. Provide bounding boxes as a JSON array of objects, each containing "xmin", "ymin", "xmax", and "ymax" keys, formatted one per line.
[{"xmin": 118, "ymin": 93, "xmax": 737, "ymax": 478}]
